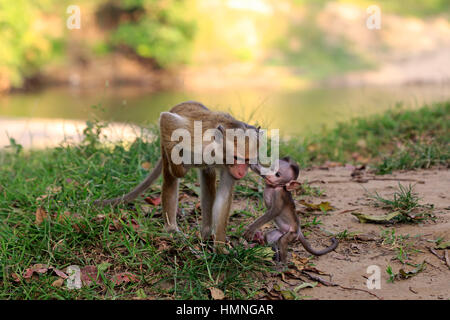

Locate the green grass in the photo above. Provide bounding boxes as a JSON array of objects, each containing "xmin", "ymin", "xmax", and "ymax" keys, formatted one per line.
[
  {"xmin": 368, "ymin": 184, "xmax": 434, "ymax": 223},
  {"xmin": 280, "ymin": 101, "xmax": 450, "ymax": 172},
  {"xmin": 0, "ymin": 123, "xmax": 274, "ymax": 299},
  {"xmin": 371, "ymin": 184, "xmax": 420, "ymax": 213},
  {"xmin": 0, "ymin": 101, "xmax": 448, "ymax": 299}
]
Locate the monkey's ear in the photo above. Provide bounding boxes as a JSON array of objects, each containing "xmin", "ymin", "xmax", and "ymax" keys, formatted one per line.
[
  {"xmin": 285, "ymin": 180, "xmax": 302, "ymax": 191},
  {"xmin": 215, "ymin": 125, "xmax": 225, "ymax": 142}
]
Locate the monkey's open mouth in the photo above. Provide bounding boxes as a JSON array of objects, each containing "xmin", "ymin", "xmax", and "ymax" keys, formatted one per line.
[{"xmin": 229, "ymin": 163, "xmax": 249, "ymax": 179}]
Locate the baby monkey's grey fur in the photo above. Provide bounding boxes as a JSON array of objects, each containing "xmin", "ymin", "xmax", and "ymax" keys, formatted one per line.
[{"xmin": 244, "ymin": 157, "xmax": 338, "ymax": 262}]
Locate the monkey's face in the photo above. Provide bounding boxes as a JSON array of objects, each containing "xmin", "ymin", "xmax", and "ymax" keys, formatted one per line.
[
  {"xmin": 218, "ymin": 124, "xmax": 259, "ymax": 180},
  {"xmin": 263, "ymin": 160, "xmax": 295, "ymax": 186}
]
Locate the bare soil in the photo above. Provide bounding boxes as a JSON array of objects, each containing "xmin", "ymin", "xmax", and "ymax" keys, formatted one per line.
[{"xmin": 235, "ymin": 167, "xmax": 450, "ymax": 300}]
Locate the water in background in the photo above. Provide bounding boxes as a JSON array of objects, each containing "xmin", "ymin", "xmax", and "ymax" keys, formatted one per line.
[{"xmin": 0, "ymin": 84, "xmax": 449, "ymax": 148}]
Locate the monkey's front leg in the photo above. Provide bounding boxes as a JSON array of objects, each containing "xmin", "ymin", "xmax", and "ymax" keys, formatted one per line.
[
  {"xmin": 212, "ymin": 169, "xmax": 235, "ymax": 246},
  {"xmin": 243, "ymin": 208, "xmax": 278, "ymax": 242},
  {"xmin": 161, "ymin": 157, "xmax": 180, "ymax": 233},
  {"xmin": 199, "ymin": 168, "xmax": 216, "ymax": 240}
]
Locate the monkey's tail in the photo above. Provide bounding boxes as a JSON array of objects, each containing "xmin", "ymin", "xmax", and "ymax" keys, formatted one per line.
[
  {"xmin": 297, "ymin": 232, "xmax": 338, "ymax": 256},
  {"xmin": 93, "ymin": 158, "xmax": 163, "ymax": 207}
]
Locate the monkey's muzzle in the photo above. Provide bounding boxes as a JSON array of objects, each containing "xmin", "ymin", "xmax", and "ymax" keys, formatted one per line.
[{"xmin": 229, "ymin": 163, "xmax": 249, "ymax": 180}]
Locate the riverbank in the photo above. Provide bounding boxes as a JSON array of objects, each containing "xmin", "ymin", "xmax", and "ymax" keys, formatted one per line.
[{"xmin": 0, "ymin": 102, "xmax": 448, "ymax": 299}]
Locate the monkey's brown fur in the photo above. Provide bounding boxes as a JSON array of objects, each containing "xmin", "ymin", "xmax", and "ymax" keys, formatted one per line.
[
  {"xmin": 245, "ymin": 157, "xmax": 338, "ymax": 262},
  {"xmin": 94, "ymin": 101, "xmax": 258, "ymax": 246}
]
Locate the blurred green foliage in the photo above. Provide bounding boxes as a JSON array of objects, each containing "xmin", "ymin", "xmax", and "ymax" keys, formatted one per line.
[
  {"xmin": 342, "ymin": 0, "xmax": 450, "ymax": 17},
  {"xmin": 0, "ymin": 0, "xmax": 448, "ymax": 90},
  {"xmin": 0, "ymin": 0, "xmax": 65, "ymax": 87},
  {"xmin": 109, "ymin": 0, "xmax": 196, "ymax": 67},
  {"xmin": 269, "ymin": 19, "xmax": 373, "ymax": 79}
]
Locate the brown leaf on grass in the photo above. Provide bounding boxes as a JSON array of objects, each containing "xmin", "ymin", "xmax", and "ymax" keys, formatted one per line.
[
  {"xmin": 109, "ymin": 214, "xmax": 140, "ymax": 232},
  {"xmin": 35, "ymin": 208, "xmax": 48, "ymax": 225},
  {"xmin": 36, "ymin": 194, "xmax": 48, "ymax": 201},
  {"xmin": 209, "ymin": 287, "xmax": 225, "ymax": 300},
  {"xmin": 94, "ymin": 214, "xmax": 106, "ymax": 222},
  {"xmin": 299, "ymin": 200, "xmax": 336, "ymax": 212},
  {"xmin": 46, "ymin": 186, "xmax": 62, "ymax": 193},
  {"xmin": 291, "ymin": 253, "xmax": 309, "ymax": 271},
  {"xmin": 11, "ymin": 273, "xmax": 21, "ymax": 283},
  {"xmin": 141, "ymin": 162, "xmax": 152, "ymax": 170},
  {"xmin": 23, "ymin": 264, "xmax": 68, "ymax": 281},
  {"xmin": 110, "ymin": 219, "xmax": 123, "ymax": 231},
  {"xmin": 52, "ymin": 268, "xmax": 68, "ymax": 279},
  {"xmin": 156, "ymin": 239, "xmax": 170, "ymax": 251},
  {"xmin": 144, "ymin": 196, "xmax": 161, "ymax": 206},
  {"xmin": 23, "ymin": 264, "xmax": 49, "ymax": 278},
  {"xmin": 80, "ymin": 265, "xmax": 101, "ymax": 286},
  {"xmin": 112, "ymin": 272, "xmax": 139, "ymax": 285},
  {"xmin": 57, "ymin": 211, "xmax": 71, "ymax": 222},
  {"xmin": 130, "ymin": 218, "xmax": 140, "ymax": 231},
  {"xmin": 52, "ymin": 278, "xmax": 64, "ymax": 287}
]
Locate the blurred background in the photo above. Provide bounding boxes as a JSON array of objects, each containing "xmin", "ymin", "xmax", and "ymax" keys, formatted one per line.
[{"xmin": 0, "ymin": 0, "xmax": 449, "ymax": 147}]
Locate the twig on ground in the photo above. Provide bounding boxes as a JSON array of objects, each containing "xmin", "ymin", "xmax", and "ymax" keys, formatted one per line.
[
  {"xmin": 445, "ymin": 250, "xmax": 450, "ymax": 269},
  {"xmin": 428, "ymin": 247, "xmax": 444, "ymax": 261},
  {"xmin": 301, "ymin": 271, "xmax": 382, "ymax": 300},
  {"xmin": 366, "ymin": 177, "xmax": 425, "ymax": 184},
  {"xmin": 337, "ymin": 208, "xmax": 359, "ymax": 214}
]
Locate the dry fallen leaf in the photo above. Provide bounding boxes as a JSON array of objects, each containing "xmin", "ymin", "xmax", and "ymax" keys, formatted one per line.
[
  {"xmin": 299, "ymin": 200, "xmax": 336, "ymax": 212},
  {"xmin": 46, "ymin": 186, "xmax": 62, "ymax": 193},
  {"xmin": 51, "ymin": 268, "xmax": 68, "ymax": 279},
  {"xmin": 291, "ymin": 253, "xmax": 309, "ymax": 271},
  {"xmin": 23, "ymin": 264, "xmax": 68, "ymax": 280},
  {"xmin": 144, "ymin": 196, "xmax": 161, "ymax": 206},
  {"xmin": 23, "ymin": 264, "xmax": 49, "ymax": 278},
  {"xmin": 52, "ymin": 278, "xmax": 64, "ymax": 287},
  {"xmin": 351, "ymin": 211, "xmax": 402, "ymax": 224},
  {"xmin": 209, "ymin": 287, "xmax": 225, "ymax": 300},
  {"xmin": 35, "ymin": 208, "xmax": 48, "ymax": 225},
  {"xmin": 112, "ymin": 272, "xmax": 139, "ymax": 285},
  {"xmin": 141, "ymin": 162, "xmax": 152, "ymax": 170},
  {"xmin": 11, "ymin": 273, "xmax": 21, "ymax": 283},
  {"xmin": 80, "ymin": 265, "xmax": 101, "ymax": 286}
]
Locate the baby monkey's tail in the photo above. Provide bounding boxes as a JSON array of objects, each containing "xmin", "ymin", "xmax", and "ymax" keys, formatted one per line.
[{"xmin": 297, "ymin": 232, "xmax": 338, "ymax": 256}]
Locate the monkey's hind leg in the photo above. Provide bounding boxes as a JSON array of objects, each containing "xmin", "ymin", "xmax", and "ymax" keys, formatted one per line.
[
  {"xmin": 199, "ymin": 168, "xmax": 216, "ymax": 240},
  {"xmin": 277, "ymin": 232, "xmax": 297, "ymax": 263},
  {"xmin": 265, "ymin": 230, "xmax": 283, "ymax": 262}
]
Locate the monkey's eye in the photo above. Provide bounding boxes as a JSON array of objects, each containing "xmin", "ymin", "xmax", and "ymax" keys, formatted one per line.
[{"xmin": 275, "ymin": 172, "xmax": 281, "ymax": 177}]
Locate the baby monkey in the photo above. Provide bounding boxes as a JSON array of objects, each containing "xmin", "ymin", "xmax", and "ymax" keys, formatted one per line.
[{"xmin": 244, "ymin": 157, "xmax": 338, "ymax": 262}]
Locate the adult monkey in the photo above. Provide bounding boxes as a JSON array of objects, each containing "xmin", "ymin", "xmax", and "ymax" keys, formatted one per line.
[{"xmin": 94, "ymin": 101, "xmax": 260, "ymax": 245}]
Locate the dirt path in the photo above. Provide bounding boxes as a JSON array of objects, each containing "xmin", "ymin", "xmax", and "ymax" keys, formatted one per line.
[{"xmin": 240, "ymin": 167, "xmax": 449, "ymax": 300}]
